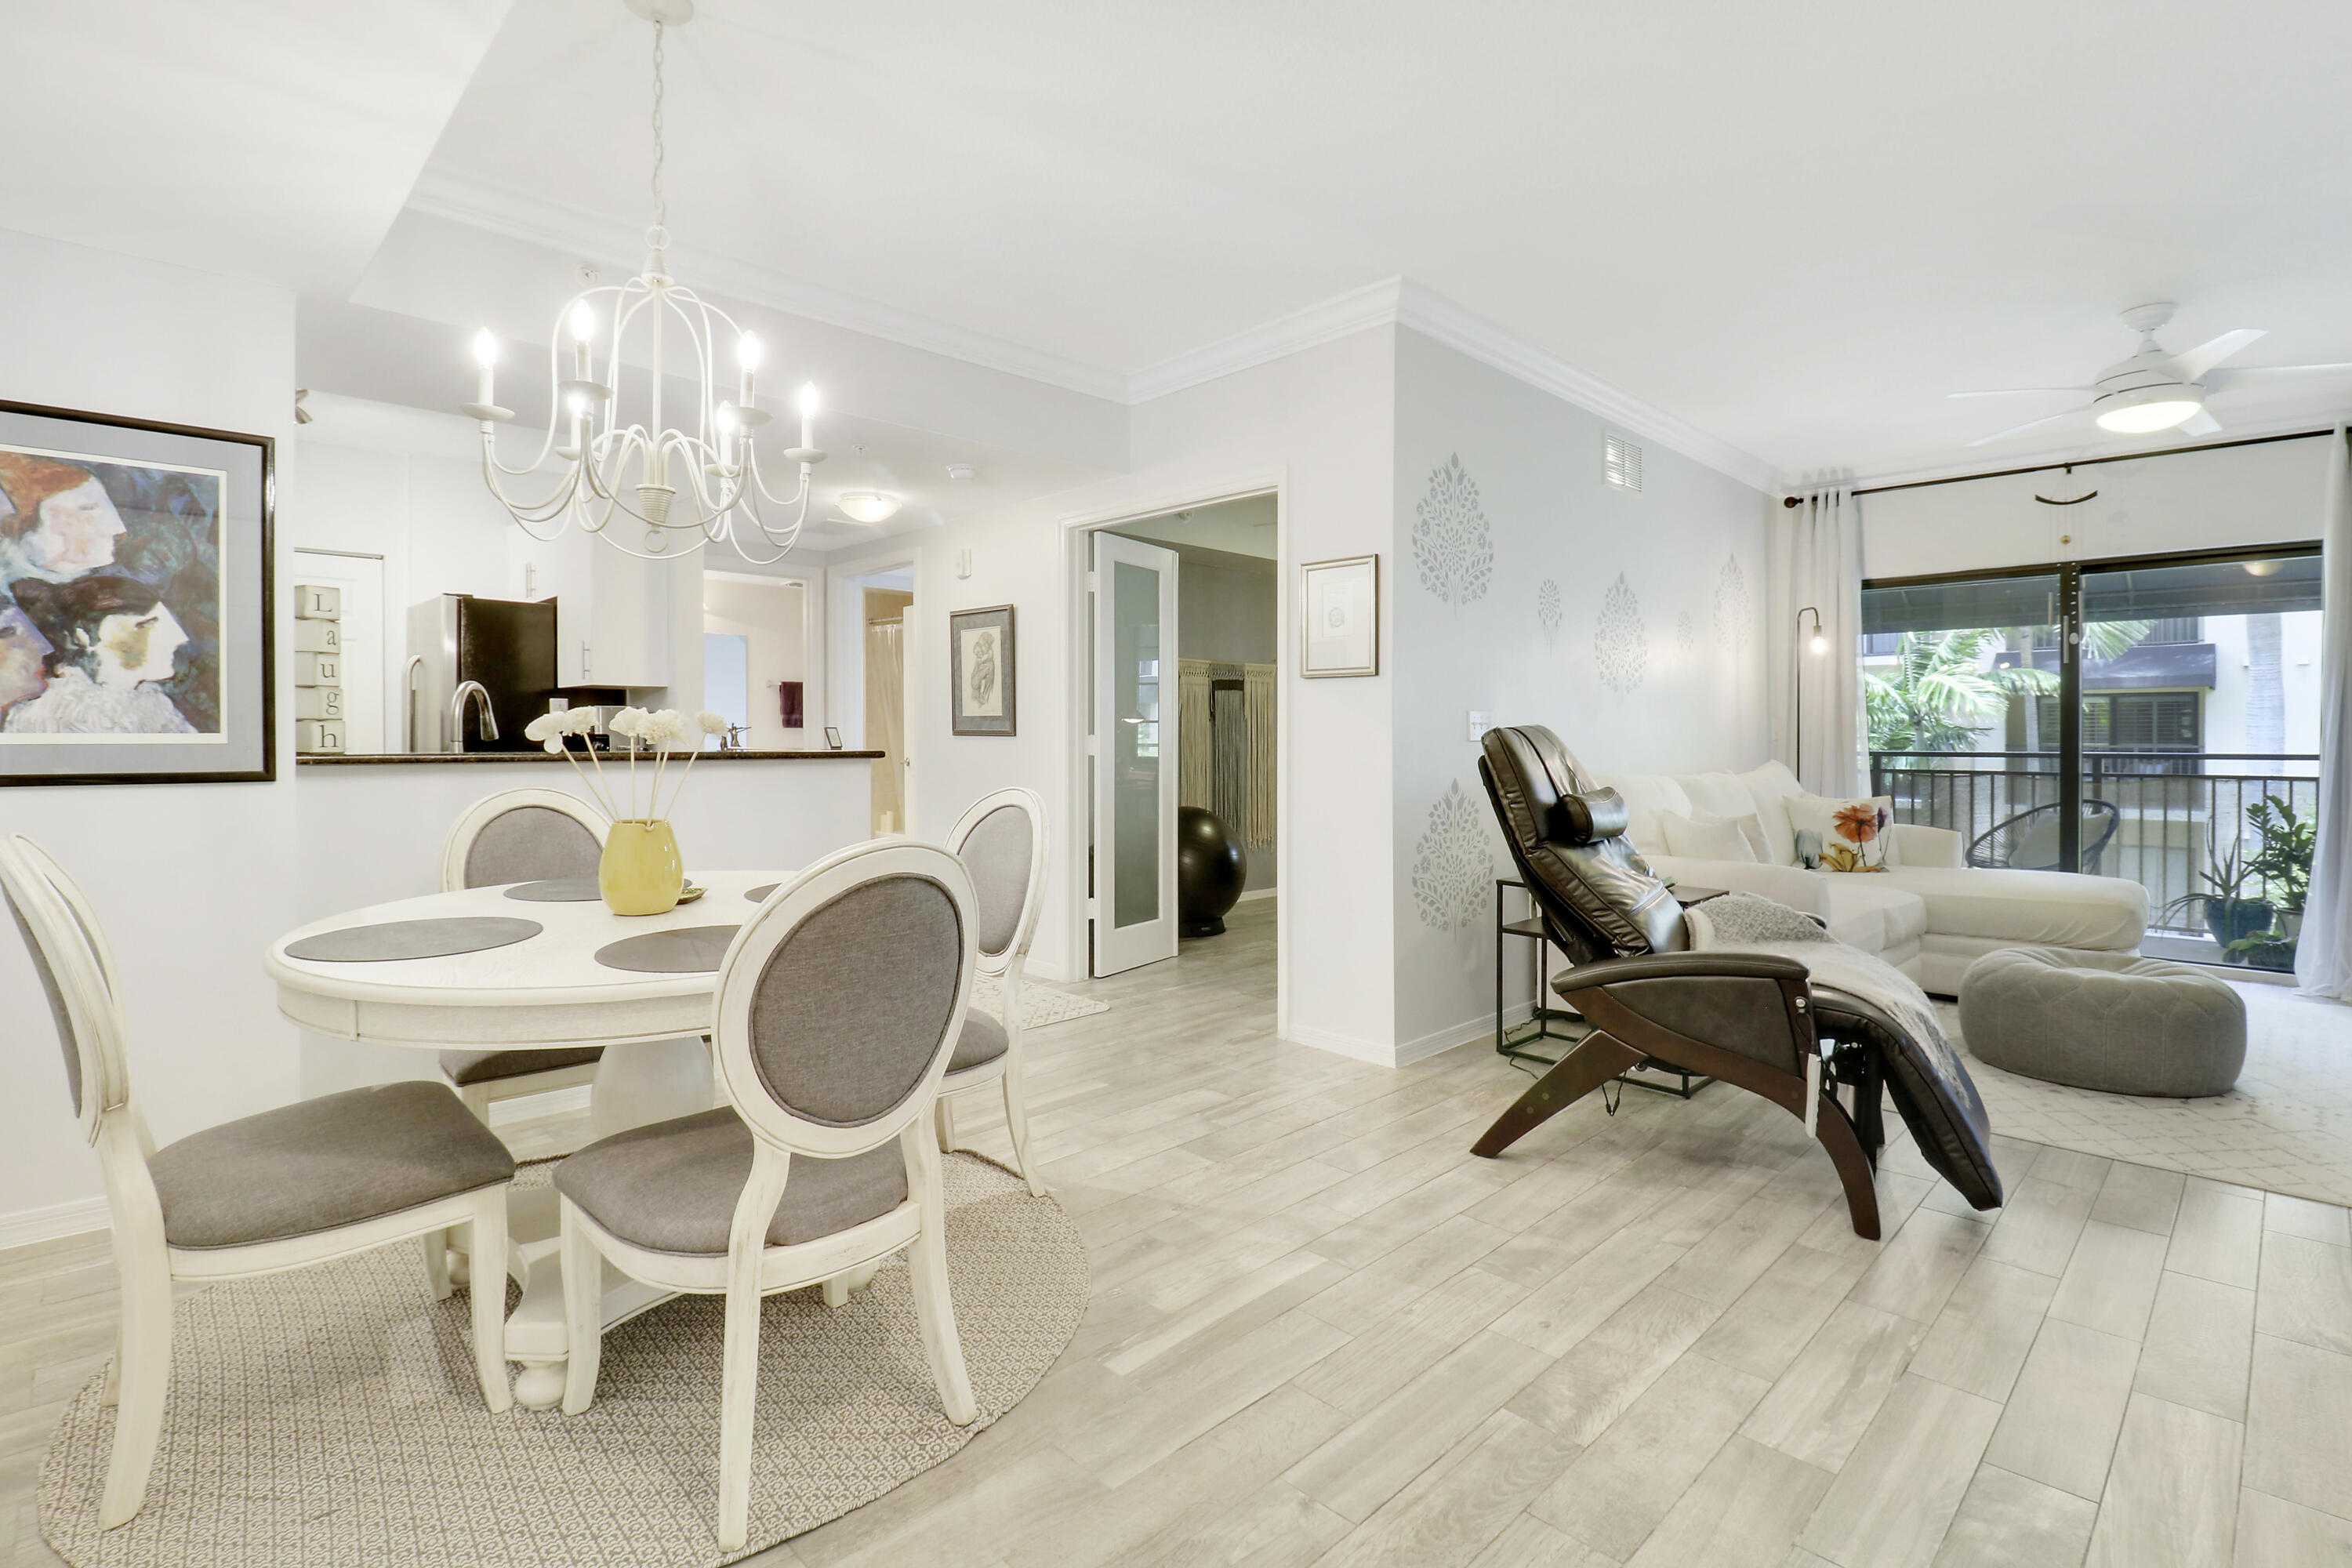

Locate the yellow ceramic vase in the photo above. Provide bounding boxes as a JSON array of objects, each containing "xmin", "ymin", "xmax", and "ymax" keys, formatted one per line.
[{"xmin": 600, "ymin": 819, "xmax": 683, "ymax": 916}]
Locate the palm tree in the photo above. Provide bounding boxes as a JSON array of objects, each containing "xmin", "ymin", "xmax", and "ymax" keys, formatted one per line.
[{"xmin": 1866, "ymin": 629, "xmax": 2057, "ymax": 753}]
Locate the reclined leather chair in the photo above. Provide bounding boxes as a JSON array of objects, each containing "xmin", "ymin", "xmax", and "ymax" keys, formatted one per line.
[{"xmin": 1471, "ymin": 725, "xmax": 2003, "ymax": 1238}]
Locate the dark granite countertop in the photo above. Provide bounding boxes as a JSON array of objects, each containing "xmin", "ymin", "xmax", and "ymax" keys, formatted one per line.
[{"xmin": 299, "ymin": 749, "xmax": 883, "ymax": 765}]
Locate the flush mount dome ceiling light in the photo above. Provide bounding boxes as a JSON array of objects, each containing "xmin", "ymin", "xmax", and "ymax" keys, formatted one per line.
[
  {"xmin": 836, "ymin": 492, "xmax": 902, "ymax": 524},
  {"xmin": 459, "ymin": 0, "xmax": 828, "ymax": 563},
  {"xmin": 1951, "ymin": 301, "xmax": 2352, "ymax": 448}
]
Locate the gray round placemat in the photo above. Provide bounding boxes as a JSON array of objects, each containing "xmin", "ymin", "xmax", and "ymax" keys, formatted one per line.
[
  {"xmin": 503, "ymin": 878, "xmax": 604, "ymax": 902},
  {"xmin": 745, "ymin": 883, "xmax": 779, "ymax": 903},
  {"xmin": 285, "ymin": 917, "xmax": 543, "ymax": 963},
  {"xmin": 594, "ymin": 925, "xmax": 741, "ymax": 973}
]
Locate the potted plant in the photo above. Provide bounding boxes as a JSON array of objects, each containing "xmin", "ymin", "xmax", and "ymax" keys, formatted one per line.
[
  {"xmin": 2244, "ymin": 793, "xmax": 2314, "ymax": 942},
  {"xmin": 2161, "ymin": 842, "xmax": 2272, "ymax": 959}
]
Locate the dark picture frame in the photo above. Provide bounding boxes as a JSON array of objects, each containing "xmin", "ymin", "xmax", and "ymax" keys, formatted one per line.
[
  {"xmin": 949, "ymin": 604, "xmax": 1016, "ymax": 736},
  {"xmin": 822, "ymin": 725, "xmax": 844, "ymax": 750},
  {"xmin": 0, "ymin": 399, "xmax": 274, "ymax": 786}
]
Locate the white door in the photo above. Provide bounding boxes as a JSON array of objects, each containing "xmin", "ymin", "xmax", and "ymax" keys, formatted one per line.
[{"xmin": 1092, "ymin": 533, "xmax": 1179, "ymax": 975}]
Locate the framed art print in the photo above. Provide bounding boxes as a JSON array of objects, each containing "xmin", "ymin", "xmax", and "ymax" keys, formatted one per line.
[
  {"xmin": 0, "ymin": 401, "xmax": 274, "ymax": 785},
  {"xmin": 949, "ymin": 604, "xmax": 1016, "ymax": 735},
  {"xmin": 822, "ymin": 724, "xmax": 843, "ymax": 750},
  {"xmin": 1301, "ymin": 554, "xmax": 1378, "ymax": 677}
]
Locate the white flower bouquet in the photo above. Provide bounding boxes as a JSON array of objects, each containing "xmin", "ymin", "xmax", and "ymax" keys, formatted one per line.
[{"xmin": 522, "ymin": 705, "xmax": 731, "ymax": 823}]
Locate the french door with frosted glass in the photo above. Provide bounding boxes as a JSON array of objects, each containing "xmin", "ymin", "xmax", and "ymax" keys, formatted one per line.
[{"xmin": 1091, "ymin": 532, "xmax": 1178, "ymax": 975}]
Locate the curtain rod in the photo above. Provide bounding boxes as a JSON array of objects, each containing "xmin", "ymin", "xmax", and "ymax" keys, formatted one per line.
[{"xmin": 1780, "ymin": 426, "xmax": 2343, "ymax": 506}]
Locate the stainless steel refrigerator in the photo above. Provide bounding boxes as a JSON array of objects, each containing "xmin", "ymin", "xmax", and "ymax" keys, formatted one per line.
[{"xmin": 404, "ymin": 594, "xmax": 558, "ymax": 753}]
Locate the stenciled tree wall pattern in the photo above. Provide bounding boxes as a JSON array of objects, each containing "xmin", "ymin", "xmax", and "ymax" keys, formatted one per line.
[
  {"xmin": 1412, "ymin": 454, "xmax": 1494, "ymax": 607},
  {"xmin": 1714, "ymin": 554, "xmax": 1752, "ymax": 654},
  {"xmin": 1593, "ymin": 572, "xmax": 1647, "ymax": 695},
  {"xmin": 1410, "ymin": 780, "xmax": 1490, "ymax": 931},
  {"xmin": 1537, "ymin": 579, "xmax": 1563, "ymax": 650}
]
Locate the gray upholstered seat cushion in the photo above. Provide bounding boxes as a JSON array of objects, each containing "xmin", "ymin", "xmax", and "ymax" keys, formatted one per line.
[
  {"xmin": 948, "ymin": 1010, "xmax": 1007, "ymax": 1073},
  {"xmin": 554, "ymin": 1108, "xmax": 909, "ymax": 1255},
  {"xmin": 439, "ymin": 1046, "xmax": 604, "ymax": 1085},
  {"xmin": 147, "ymin": 1082, "xmax": 515, "ymax": 1250},
  {"xmin": 464, "ymin": 806, "xmax": 602, "ymax": 888},
  {"xmin": 1958, "ymin": 946, "xmax": 2246, "ymax": 1097},
  {"xmin": 958, "ymin": 805, "xmax": 1032, "ymax": 957}
]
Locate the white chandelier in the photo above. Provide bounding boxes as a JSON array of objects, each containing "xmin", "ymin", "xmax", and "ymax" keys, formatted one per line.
[{"xmin": 463, "ymin": 0, "xmax": 823, "ymax": 563}]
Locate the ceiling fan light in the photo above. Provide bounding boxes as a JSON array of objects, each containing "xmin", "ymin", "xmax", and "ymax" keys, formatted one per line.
[
  {"xmin": 837, "ymin": 492, "xmax": 901, "ymax": 524},
  {"xmin": 2093, "ymin": 393, "xmax": 2202, "ymax": 434}
]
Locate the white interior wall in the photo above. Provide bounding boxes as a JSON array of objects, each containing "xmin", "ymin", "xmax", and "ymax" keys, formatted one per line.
[
  {"xmin": 822, "ymin": 328, "xmax": 1398, "ymax": 1044},
  {"xmin": 1389, "ymin": 328, "xmax": 1771, "ymax": 1058},
  {"xmin": 1858, "ymin": 435, "xmax": 2336, "ymax": 580},
  {"xmin": 0, "ymin": 225, "xmax": 299, "ymax": 1240}
]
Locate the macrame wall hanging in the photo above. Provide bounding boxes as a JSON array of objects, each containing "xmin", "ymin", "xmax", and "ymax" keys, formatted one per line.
[{"xmin": 1176, "ymin": 659, "xmax": 1276, "ymax": 851}]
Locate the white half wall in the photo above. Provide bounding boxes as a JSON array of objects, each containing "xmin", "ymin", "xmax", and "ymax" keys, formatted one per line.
[{"xmin": 1388, "ymin": 327, "xmax": 1770, "ymax": 1058}]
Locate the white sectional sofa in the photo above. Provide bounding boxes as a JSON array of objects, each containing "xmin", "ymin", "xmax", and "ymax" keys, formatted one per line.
[{"xmin": 1592, "ymin": 760, "xmax": 2150, "ymax": 995}]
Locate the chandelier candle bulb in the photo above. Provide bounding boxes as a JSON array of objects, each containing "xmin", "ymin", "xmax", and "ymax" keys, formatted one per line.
[
  {"xmin": 737, "ymin": 333, "xmax": 760, "ymax": 410},
  {"xmin": 797, "ymin": 382, "xmax": 818, "ymax": 451},
  {"xmin": 471, "ymin": 330, "xmax": 497, "ymax": 407}
]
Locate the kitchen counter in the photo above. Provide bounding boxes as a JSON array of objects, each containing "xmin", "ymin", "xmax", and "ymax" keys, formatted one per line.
[{"xmin": 299, "ymin": 749, "xmax": 883, "ymax": 765}]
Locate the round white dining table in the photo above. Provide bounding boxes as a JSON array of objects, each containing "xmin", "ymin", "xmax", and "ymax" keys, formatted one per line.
[{"xmin": 266, "ymin": 869, "xmax": 786, "ymax": 1409}]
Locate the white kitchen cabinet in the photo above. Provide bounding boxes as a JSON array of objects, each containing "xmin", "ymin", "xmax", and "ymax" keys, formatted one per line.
[{"xmin": 525, "ymin": 532, "xmax": 674, "ymax": 690}]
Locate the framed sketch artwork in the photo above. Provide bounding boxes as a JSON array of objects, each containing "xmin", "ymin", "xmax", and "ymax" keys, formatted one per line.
[
  {"xmin": 1301, "ymin": 554, "xmax": 1379, "ymax": 677},
  {"xmin": 0, "ymin": 401, "xmax": 274, "ymax": 785},
  {"xmin": 949, "ymin": 604, "xmax": 1016, "ymax": 735}
]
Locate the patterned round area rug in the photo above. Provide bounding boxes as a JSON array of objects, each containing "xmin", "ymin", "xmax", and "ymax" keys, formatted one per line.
[{"xmin": 38, "ymin": 1155, "xmax": 1085, "ymax": 1567}]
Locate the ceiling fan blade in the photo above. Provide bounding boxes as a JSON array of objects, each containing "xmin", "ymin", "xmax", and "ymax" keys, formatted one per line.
[
  {"xmin": 2203, "ymin": 362, "xmax": 2352, "ymax": 391},
  {"xmin": 1947, "ymin": 387, "xmax": 2092, "ymax": 399},
  {"xmin": 1968, "ymin": 406, "xmax": 2092, "ymax": 447},
  {"xmin": 2156, "ymin": 328, "xmax": 2266, "ymax": 383},
  {"xmin": 2177, "ymin": 409, "xmax": 2223, "ymax": 437}
]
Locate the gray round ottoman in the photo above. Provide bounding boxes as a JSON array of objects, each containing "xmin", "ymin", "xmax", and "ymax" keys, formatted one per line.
[{"xmin": 1958, "ymin": 946, "xmax": 2245, "ymax": 1097}]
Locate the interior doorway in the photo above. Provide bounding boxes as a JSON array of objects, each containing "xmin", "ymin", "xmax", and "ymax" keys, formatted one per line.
[
  {"xmin": 700, "ymin": 570, "xmax": 811, "ymax": 753},
  {"xmin": 1087, "ymin": 494, "xmax": 1279, "ymax": 978},
  {"xmin": 856, "ymin": 571, "xmax": 908, "ymax": 832}
]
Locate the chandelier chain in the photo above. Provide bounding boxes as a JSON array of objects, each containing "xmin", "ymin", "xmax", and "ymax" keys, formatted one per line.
[{"xmin": 648, "ymin": 22, "xmax": 668, "ymax": 241}]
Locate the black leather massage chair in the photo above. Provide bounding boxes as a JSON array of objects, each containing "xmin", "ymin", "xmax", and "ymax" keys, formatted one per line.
[{"xmin": 1470, "ymin": 725, "xmax": 2003, "ymax": 1238}]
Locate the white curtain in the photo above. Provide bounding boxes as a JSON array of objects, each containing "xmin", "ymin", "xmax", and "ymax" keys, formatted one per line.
[
  {"xmin": 2297, "ymin": 426, "xmax": 2352, "ymax": 1000},
  {"xmin": 1770, "ymin": 477, "xmax": 1864, "ymax": 796}
]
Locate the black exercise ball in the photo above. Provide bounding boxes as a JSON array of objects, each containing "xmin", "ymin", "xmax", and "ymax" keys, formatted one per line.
[{"xmin": 1178, "ymin": 806, "xmax": 1247, "ymax": 938}]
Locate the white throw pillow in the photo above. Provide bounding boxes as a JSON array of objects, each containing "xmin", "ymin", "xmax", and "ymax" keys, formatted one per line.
[
  {"xmin": 1787, "ymin": 794, "xmax": 1896, "ymax": 873},
  {"xmin": 1659, "ymin": 811, "xmax": 1762, "ymax": 863},
  {"xmin": 1735, "ymin": 760, "xmax": 1804, "ymax": 866}
]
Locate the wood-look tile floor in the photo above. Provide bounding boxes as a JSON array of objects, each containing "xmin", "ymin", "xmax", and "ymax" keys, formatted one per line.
[{"xmin": 10, "ymin": 897, "xmax": 2352, "ymax": 1567}]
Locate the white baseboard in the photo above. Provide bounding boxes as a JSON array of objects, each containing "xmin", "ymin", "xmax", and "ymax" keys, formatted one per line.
[
  {"xmin": 0, "ymin": 1196, "xmax": 111, "ymax": 1252},
  {"xmin": 1284, "ymin": 1002, "xmax": 1531, "ymax": 1069},
  {"xmin": 1236, "ymin": 887, "xmax": 1279, "ymax": 903},
  {"xmin": 1394, "ymin": 1004, "xmax": 1533, "ymax": 1068}
]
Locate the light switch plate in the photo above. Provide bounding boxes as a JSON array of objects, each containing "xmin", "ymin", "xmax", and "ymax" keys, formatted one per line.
[{"xmin": 1466, "ymin": 710, "xmax": 1492, "ymax": 742}]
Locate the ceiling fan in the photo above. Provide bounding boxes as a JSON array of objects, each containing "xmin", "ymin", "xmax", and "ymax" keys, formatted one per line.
[{"xmin": 1951, "ymin": 302, "xmax": 2352, "ymax": 447}]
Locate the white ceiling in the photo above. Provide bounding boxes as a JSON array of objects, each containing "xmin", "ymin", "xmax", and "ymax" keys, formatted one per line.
[
  {"xmin": 18, "ymin": 2, "xmax": 2352, "ymax": 483},
  {"xmin": 1108, "ymin": 495, "xmax": 1279, "ymax": 560}
]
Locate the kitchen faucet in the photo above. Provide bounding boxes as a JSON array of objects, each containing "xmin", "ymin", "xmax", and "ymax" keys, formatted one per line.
[{"xmin": 449, "ymin": 681, "xmax": 499, "ymax": 753}]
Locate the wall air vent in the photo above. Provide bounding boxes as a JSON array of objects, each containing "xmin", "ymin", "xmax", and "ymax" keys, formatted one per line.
[{"xmin": 1603, "ymin": 432, "xmax": 1643, "ymax": 492}]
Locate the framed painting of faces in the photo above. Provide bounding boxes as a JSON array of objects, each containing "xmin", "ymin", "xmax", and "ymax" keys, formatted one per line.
[
  {"xmin": 949, "ymin": 604, "xmax": 1015, "ymax": 735},
  {"xmin": 0, "ymin": 401, "xmax": 274, "ymax": 785}
]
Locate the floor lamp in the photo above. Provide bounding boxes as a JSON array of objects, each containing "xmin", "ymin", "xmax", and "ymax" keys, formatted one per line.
[{"xmin": 1795, "ymin": 605, "xmax": 1826, "ymax": 787}]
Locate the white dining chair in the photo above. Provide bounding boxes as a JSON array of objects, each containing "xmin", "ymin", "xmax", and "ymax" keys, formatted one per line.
[
  {"xmin": 436, "ymin": 788, "xmax": 612, "ymax": 1127},
  {"xmin": 553, "ymin": 838, "xmax": 979, "ymax": 1552},
  {"xmin": 0, "ymin": 835, "xmax": 516, "ymax": 1531},
  {"xmin": 935, "ymin": 787, "xmax": 1049, "ymax": 1196}
]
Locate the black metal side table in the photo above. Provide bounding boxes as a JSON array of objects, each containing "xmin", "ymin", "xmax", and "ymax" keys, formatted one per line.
[{"xmin": 1493, "ymin": 879, "xmax": 1727, "ymax": 1098}]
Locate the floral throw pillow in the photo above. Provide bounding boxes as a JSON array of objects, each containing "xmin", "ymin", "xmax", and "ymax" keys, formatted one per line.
[{"xmin": 1788, "ymin": 794, "xmax": 1895, "ymax": 873}]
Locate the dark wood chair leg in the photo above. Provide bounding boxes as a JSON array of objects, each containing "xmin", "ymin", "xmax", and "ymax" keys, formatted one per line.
[
  {"xmin": 1814, "ymin": 1088, "xmax": 1882, "ymax": 1240},
  {"xmin": 1471, "ymin": 1032, "xmax": 1644, "ymax": 1159}
]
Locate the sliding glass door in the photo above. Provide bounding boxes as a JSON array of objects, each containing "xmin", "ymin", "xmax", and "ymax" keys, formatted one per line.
[{"xmin": 1863, "ymin": 546, "xmax": 2322, "ymax": 965}]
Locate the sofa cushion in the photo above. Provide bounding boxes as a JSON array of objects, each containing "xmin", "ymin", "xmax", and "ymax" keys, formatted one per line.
[
  {"xmin": 1788, "ymin": 795, "xmax": 1896, "ymax": 874},
  {"xmin": 1591, "ymin": 772, "xmax": 1690, "ymax": 855},
  {"xmin": 1660, "ymin": 811, "xmax": 1760, "ymax": 862},
  {"xmin": 1814, "ymin": 877, "xmax": 1929, "ymax": 954},
  {"xmin": 1880, "ymin": 866, "xmax": 2148, "ymax": 951},
  {"xmin": 1735, "ymin": 760, "xmax": 1804, "ymax": 865},
  {"xmin": 1675, "ymin": 772, "xmax": 1759, "ymax": 824}
]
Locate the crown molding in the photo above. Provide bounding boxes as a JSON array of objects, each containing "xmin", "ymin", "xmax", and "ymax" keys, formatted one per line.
[
  {"xmin": 1123, "ymin": 278, "xmax": 1406, "ymax": 403},
  {"xmin": 405, "ymin": 168, "xmax": 1132, "ymax": 403},
  {"xmin": 1390, "ymin": 282, "xmax": 1780, "ymax": 492},
  {"xmin": 405, "ymin": 172, "xmax": 1778, "ymax": 489}
]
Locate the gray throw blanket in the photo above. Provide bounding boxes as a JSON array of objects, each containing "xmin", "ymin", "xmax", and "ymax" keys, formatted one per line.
[{"xmin": 1683, "ymin": 892, "xmax": 1963, "ymax": 1080}]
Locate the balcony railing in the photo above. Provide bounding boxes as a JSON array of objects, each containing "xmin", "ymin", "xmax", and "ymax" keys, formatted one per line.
[{"xmin": 1868, "ymin": 750, "xmax": 2319, "ymax": 931}]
